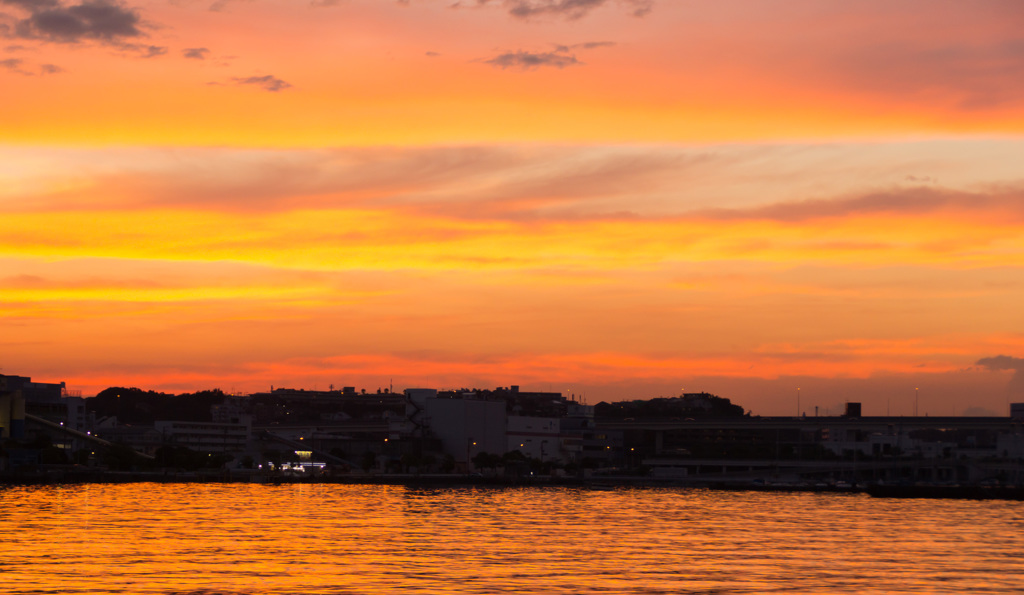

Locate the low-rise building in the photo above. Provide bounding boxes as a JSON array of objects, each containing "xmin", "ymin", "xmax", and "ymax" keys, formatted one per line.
[
  {"xmin": 154, "ymin": 417, "xmax": 252, "ymax": 454},
  {"xmin": 507, "ymin": 415, "xmax": 561, "ymax": 462}
]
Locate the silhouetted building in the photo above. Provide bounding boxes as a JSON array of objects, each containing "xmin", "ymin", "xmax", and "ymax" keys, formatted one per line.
[
  {"xmin": 0, "ymin": 376, "xmax": 27, "ymax": 440},
  {"xmin": 2, "ymin": 374, "xmax": 66, "ymax": 440},
  {"xmin": 507, "ymin": 415, "xmax": 560, "ymax": 462},
  {"xmin": 155, "ymin": 418, "xmax": 252, "ymax": 454},
  {"xmin": 423, "ymin": 395, "xmax": 506, "ymax": 470}
]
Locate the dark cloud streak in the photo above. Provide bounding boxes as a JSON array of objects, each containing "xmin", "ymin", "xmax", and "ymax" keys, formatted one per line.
[
  {"xmin": 1, "ymin": 0, "xmax": 61, "ymax": 9},
  {"xmin": 484, "ymin": 40, "xmax": 613, "ymax": 70},
  {"xmin": 470, "ymin": 0, "xmax": 652, "ymax": 20},
  {"xmin": 182, "ymin": 47, "xmax": 209, "ymax": 60},
  {"xmin": 136, "ymin": 43, "xmax": 164, "ymax": 57},
  {"xmin": 231, "ymin": 74, "xmax": 292, "ymax": 92},
  {"xmin": 485, "ymin": 49, "xmax": 580, "ymax": 69},
  {"xmin": 0, "ymin": 56, "xmax": 26, "ymax": 72},
  {"xmin": 698, "ymin": 187, "xmax": 1024, "ymax": 223},
  {"xmin": 0, "ymin": 54, "xmax": 62, "ymax": 74}
]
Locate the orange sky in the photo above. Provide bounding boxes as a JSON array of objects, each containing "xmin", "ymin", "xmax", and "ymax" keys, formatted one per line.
[{"xmin": 3, "ymin": 0, "xmax": 1024, "ymax": 414}]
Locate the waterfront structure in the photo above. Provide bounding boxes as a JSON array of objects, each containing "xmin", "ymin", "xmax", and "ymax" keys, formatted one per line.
[
  {"xmin": 3, "ymin": 371, "xmax": 1024, "ymax": 486},
  {"xmin": 601, "ymin": 414, "xmax": 1024, "ymax": 485}
]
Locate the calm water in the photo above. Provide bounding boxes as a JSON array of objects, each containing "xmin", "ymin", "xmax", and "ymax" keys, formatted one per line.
[{"xmin": 2, "ymin": 483, "xmax": 1023, "ymax": 594}]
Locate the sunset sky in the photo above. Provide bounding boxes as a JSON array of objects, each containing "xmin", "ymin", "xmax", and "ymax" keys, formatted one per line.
[{"xmin": 3, "ymin": 0, "xmax": 1024, "ymax": 415}]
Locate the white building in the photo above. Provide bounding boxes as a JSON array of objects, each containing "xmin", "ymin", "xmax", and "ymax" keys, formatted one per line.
[{"xmin": 422, "ymin": 396, "xmax": 506, "ymax": 468}]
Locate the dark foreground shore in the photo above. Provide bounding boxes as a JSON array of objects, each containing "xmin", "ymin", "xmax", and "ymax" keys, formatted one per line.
[{"xmin": 4, "ymin": 469, "xmax": 1024, "ymax": 500}]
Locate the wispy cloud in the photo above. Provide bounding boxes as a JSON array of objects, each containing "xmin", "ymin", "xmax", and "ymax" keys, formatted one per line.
[
  {"xmin": 485, "ymin": 49, "xmax": 579, "ymax": 69},
  {"xmin": 553, "ymin": 41, "xmax": 615, "ymax": 52},
  {"xmin": 483, "ymin": 40, "xmax": 612, "ymax": 70},
  {"xmin": 700, "ymin": 187, "xmax": 1024, "ymax": 223},
  {"xmin": 136, "ymin": 43, "xmax": 165, "ymax": 58},
  {"xmin": 208, "ymin": 0, "xmax": 253, "ymax": 13},
  {"xmin": 469, "ymin": 0, "xmax": 652, "ymax": 20},
  {"xmin": 7, "ymin": 143, "xmax": 1024, "ymax": 223},
  {"xmin": 182, "ymin": 47, "xmax": 209, "ymax": 60},
  {"xmin": 0, "ymin": 55, "xmax": 62, "ymax": 74},
  {"xmin": 0, "ymin": 56, "xmax": 28, "ymax": 73},
  {"xmin": 231, "ymin": 74, "xmax": 292, "ymax": 92}
]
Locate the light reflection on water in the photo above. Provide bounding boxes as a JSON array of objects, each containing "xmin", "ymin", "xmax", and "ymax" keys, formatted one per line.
[{"xmin": 2, "ymin": 483, "xmax": 1023, "ymax": 594}]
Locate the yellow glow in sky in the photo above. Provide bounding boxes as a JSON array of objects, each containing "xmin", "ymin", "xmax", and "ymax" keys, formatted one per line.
[{"xmin": 2, "ymin": 0, "xmax": 1024, "ymax": 414}]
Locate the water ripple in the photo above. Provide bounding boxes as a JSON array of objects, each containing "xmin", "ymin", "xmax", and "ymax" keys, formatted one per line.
[{"xmin": 2, "ymin": 484, "xmax": 1023, "ymax": 593}]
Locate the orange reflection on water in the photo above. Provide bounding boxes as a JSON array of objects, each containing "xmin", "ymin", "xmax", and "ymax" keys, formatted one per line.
[{"xmin": 1, "ymin": 483, "xmax": 1022, "ymax": 594}]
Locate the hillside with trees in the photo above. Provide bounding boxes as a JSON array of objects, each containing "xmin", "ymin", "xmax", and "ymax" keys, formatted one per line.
[{"xmin": 595, "ymin": 393, "xmax": 745, "ymax": 419}]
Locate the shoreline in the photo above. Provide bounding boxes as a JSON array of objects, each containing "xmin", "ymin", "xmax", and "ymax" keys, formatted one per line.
[{"xmin": 3, "ymin": 470, "xmax": 1023, "ymax": 500}]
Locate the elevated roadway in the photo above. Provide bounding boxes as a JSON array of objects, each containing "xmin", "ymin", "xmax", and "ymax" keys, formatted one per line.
[
  {"xmin": 26, "ymin": 413, "xmax": 155, "ymax": 460},
  {"xmin": 597, "ymin": 416, "xmax": 1020, "ymax": 433}
]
